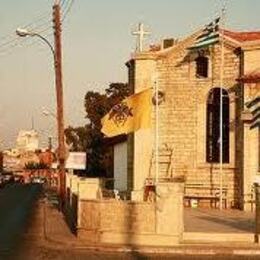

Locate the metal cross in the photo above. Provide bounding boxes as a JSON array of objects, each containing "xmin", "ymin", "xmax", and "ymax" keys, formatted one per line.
[{"xmin": 132, "ymin": 23, "xmax": 151, "ymax": 52}]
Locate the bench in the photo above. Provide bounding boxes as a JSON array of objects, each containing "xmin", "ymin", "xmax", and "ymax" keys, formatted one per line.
[{"xmin": 184, "ymin": 183, "xmax": 228, "ymax": 208}]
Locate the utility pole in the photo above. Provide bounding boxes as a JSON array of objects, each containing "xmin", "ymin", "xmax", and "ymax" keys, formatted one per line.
[{"xmin": 53, "ymin": 0, "xmax": 66, "ymax": 207}]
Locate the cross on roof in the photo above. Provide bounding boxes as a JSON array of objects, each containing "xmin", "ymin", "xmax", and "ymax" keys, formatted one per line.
[{"xmin": 132, "ymin": 23, "xmax": 151, "ymax": 52}]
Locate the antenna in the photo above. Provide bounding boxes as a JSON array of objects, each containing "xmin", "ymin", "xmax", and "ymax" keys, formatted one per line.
[{"xmin": 31, "ymin": 116, "xmax": 35, "ymax": 130}]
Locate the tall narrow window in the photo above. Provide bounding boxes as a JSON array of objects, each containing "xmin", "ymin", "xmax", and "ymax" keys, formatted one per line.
[
  {"xmin": 206, "ymin": 88, "xmax": 230, "ymax": 163},
  {"xmin": 196, "ymin": 56, "xmax": 208, "ymax": 78}
]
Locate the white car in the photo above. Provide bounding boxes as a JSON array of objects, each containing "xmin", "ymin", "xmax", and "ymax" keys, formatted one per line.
[{"xmin": 31, "ymin": 177, "xmax": 46, "ymax": 184}]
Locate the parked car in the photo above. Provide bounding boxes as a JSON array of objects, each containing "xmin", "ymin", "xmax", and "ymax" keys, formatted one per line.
[
  {"xmin": 31, "ymin": 177, "xmax": 46, "ymax": 184},
  {"xmin": 14, "ymin": 175, "xmax": 24, "ymax": 183},
  {"xmin": 1, "ymin": 172, "xmax": 14, "ymax": 184}
]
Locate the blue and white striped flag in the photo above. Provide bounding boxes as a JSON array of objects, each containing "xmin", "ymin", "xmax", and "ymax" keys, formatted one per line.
[
  {"xmin": 246, "ymin": 96, "xmax": 260, "ymax": 129},
  {"xmin": 189, "ymin": 17, "xmax": 220, "ymax": 50}
]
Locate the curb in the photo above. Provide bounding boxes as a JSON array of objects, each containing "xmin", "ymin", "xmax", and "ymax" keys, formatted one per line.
[{"xmin": 40, "ymin": 237, "xmax": 260, "ymax": 256}]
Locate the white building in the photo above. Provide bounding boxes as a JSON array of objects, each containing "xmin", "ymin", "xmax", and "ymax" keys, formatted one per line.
[{"xmin": 16, "ymin": 130, "xmax": 39, "ymax": 152}]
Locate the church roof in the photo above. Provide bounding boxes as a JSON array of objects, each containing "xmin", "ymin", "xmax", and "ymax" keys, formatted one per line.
[
  {"xmin": 239, "ymin": 68, "xmax": 260, "ymax": 83},
  {"xmin": 149, "ymin": 29, "xmax": 260, "ymax": 53},
  {"xmin": 224, "ymin": 30, "xmax": 260, "ymax": 42}
]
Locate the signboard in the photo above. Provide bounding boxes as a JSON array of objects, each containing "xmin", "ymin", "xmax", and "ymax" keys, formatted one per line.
[
  {"xmin": 52, "ymin": 152, "xmax": 86, "ymax": 170},
  {"xmin": 66, "ymin": 152, "xmax": 86, "ymax": 170}
]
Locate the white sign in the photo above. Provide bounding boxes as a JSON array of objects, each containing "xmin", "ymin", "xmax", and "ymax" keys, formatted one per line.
[
  {"xmin": 52, "ymin": 152, "xmax": 86, "ymax": 170},
  {"xmin": 66, "ymin": 152, "xmax": 86, "ymax": 170}
]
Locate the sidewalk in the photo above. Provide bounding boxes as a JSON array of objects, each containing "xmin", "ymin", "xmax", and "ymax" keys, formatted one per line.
[{"xmin": 41, "ymin": 198, "xmax": 260, "ymax": 255}]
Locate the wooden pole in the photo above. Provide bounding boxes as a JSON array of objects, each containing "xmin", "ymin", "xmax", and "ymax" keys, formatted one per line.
[
  {"xmin": 53, "ymin": 1, "xmax": 66, "ymax": 207},
  {"xmin": 155, "ymin": 77, "xmax": 159, "ymax": 184}
]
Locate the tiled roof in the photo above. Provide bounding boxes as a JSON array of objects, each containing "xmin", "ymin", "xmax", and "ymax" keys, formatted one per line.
[
  {"xmin": 239, "ymin": 68, "xmax": 260, "ymax": 83},
  {"xmin": 147, "ymin": 29, "xmax": 260, "ymax": 54},
  {"xmin": 224, "ymin": 30, "xmax": 260, "ymax": 42}
]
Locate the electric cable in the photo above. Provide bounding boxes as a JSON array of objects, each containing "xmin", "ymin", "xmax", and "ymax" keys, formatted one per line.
[
  {"xmin": 62, "ymin": 0, "xmax": 75, "ymax": 22},
  {"xmin": 0, "ymin": 1, "xmax": 70, "ymax": 58}
]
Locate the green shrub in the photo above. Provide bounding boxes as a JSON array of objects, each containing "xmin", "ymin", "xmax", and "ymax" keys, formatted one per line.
[{"xmin": 24, "ymin": 161, "xmax": 49, "ymax": 170}]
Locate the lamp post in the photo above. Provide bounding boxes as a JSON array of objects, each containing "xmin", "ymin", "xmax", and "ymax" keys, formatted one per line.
[
  {"xmin": 16, "ymin": 28, "xmax": 55, "ymax": 58},
  {"xmin": 16, "ymin": 2, "xmax": 66, "ymax": 208}
]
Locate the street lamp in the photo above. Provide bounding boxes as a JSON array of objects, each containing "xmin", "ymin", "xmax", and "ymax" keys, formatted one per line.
[
  {"xmin": 16, "ymin": 28, "xmax": 55, "ymax": 58},
  {"xmin": 16, "ymin": 4, "xmax": 66, "ymax": 208}
]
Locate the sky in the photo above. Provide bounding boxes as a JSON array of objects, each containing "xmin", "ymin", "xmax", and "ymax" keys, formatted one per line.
[{"xmin": 0, "ymin": 0, "xmax": 259, "ymax": 149}]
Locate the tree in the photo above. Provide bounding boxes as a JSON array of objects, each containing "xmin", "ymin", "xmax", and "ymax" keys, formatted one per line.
[
  {"xmin": 84, "ymin": 83, "xmax": 130, "ymax": 130},
  {"xmin": 64, "ymin": 126, "xmax": 90, "ymax": 152},
  {"xmin": 65, "ymin": 82, "xmax": 129, "ymax": 177}
]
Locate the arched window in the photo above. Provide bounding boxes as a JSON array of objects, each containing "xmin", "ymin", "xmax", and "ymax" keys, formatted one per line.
[
  {"xmin": 206, "ymin": 88, "xmax": 230, "ymax": 163},
  {"xmin": 196, "ymin": 56, "xmax": 209, "ymax": 78}
]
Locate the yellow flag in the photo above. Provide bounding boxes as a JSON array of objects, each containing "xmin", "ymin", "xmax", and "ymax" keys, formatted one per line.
[{"xmin": 101, "ymin": 88, "xmax": 152, "ymax": 137}]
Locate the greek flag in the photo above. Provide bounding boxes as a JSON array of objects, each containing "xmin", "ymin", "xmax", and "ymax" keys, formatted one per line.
[
  {"xmin": 246, "ymin": 96, "xmax": 260, "ymax": 129},
  {"xmin": 189, "ymin": 17, "xmax": 220, "ymax": 50}
]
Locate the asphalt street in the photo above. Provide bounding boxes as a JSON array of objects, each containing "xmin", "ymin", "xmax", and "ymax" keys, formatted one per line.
[{"xmin": 0, "ymin": 183, "xmax": 41, "ymax": 259}]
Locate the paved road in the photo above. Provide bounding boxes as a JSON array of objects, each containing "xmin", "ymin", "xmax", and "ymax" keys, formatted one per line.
[
  {"xmin": 2, "ymin": 185, "xmax": 260, "ymax": 260},
  {"xmin": 14, "ymin": 199, "xmax": 260, "ymax": 260},
  {"xmin": 0, "ymin": 183, "xmax": 41, "ymax": 259}
]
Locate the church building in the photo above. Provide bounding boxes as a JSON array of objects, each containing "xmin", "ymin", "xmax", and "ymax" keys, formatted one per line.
[{"xmin": 125, "ymin": 23, "xmax": 260, "ymax": 210}]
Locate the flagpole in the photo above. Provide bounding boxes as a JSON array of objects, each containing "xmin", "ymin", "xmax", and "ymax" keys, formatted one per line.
[
  {"xmin": 153, "ymin": 75, "xmax": 159, "ymax": 185},
  {"xmin": 219, "ymin": 6, "xmax": 226, "ymax": 210}
]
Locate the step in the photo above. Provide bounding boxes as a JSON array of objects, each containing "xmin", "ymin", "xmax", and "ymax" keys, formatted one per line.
[{"xmin": 183, "ymin": 232, "xmax": 255, "ymax": 243}]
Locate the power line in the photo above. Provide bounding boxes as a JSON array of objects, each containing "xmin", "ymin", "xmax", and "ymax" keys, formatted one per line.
[
  {"xmin": 0, "ymin": 2, "xmax": 64, "ymax": 54},
  {"xmin": 0, "ymin": 31, "xmax": 53, "ymax": 58},
  {"xmin": 0, "ymin": 19, "xmax": 55, "ymax": 54},
  {"xmin": 0, "ymin": 5, "xmax": 52, "ymax": 43},
  {"xmin": 0, "ymin": 1, "xmax": 71, "ymax": 59},
  {"xmin": 62, "ymin": 0, "xmax": 75, "ymax": 22}
]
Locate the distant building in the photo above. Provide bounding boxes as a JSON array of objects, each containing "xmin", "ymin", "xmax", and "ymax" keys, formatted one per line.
[{"xmin": 16, "ymin": 130, "xmax": 39, "ymax": 152}]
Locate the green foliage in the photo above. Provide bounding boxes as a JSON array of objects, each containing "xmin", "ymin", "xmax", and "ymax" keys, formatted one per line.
[
  {"xmin": 64, "ymin": 125, "xmax": 90, "ymax": 152},
  {"xmin": 64, "ymin": 82, "xmax": 129, "ymax": 177},
  {"xmin": 24, "ymin": 161, "xmax": 49, "ymax": 170},
  {"xmin": 84, "ymin": 83, "xmax": 130, "ymax": 130}
]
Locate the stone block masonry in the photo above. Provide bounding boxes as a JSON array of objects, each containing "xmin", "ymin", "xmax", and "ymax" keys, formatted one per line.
[
  {"xmin": 77, "ymin": 182, "xmax": 184, "ymax": 247},
  {"xmin": 127, "ymin": 30, "xmax": 247, "ymax": 208}
]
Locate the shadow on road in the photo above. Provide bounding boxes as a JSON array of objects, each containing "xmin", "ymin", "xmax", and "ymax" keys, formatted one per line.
[{"xmin": 0, "ymin": 183, "xmax": 42, "ymax": 259}]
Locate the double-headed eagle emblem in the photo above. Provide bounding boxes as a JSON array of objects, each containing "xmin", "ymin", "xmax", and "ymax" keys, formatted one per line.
[{"xmin": 109, "ymin": 102, "xmax": 133, "ymax": 127}]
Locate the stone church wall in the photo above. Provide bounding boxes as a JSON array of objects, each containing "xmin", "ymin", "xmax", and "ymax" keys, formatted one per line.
[{"xmin": 153, "ymin": 38, "xmax": 242, "ymax": 207}]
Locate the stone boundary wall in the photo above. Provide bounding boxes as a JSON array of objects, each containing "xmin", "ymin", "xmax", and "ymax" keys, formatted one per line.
[
  {"xmin": 78, "ymin": 200, "xmax": 157, "ymax": 245},
  {"xmin": 77, "ymin": 182, "xmax": 184, "ymax": 247},
  {"xmin": 65, "ymin": 174, "xmax": 103, "ymax": 229},
  {"xmin": 64, "ymin": 174, "xmax": 184, "ymax": 247}
]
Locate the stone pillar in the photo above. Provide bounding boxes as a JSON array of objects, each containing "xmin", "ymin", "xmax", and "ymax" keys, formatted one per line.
[
  {"xmin": 129, "ymin": 52, "xmax": 157, "ymax": 201},
  {"xmin": 78, "ymin": 178, "xmax": 102, "ymax": 200},
  {"xmin": 77, "ymin": 178, "xmax": 102, "ymax": 229},
  {"xmin": 155, "ymin": 182, "xmax": 184, "ymax": 244}
]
